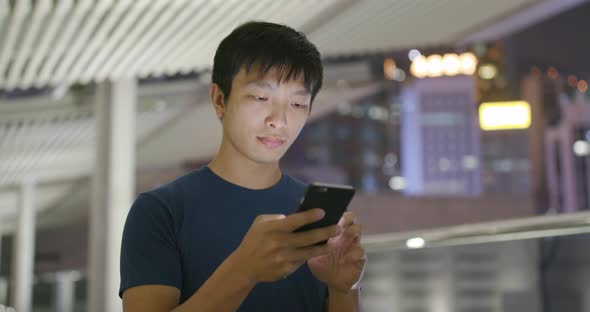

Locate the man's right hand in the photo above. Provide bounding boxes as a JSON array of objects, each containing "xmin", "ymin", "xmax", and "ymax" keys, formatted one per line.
[{"xmin": 229, "ymin": 208, "xmax": 341, "ymax": 283}]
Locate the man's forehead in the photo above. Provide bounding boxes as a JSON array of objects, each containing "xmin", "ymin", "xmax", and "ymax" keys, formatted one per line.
[{"xmin": 240, "ymin": 65, "xmax": 308, "ymax": 90}]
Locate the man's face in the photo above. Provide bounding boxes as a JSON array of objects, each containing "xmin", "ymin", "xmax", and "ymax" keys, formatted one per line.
[{"xmin": 214, "ymin": 66, "xmax": 312, "ymax": 165}]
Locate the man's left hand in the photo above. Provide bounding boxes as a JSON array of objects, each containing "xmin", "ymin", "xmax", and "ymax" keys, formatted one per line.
[{"xmin": 308, "ymin": 211, "xmax": 367, "ymax": 293}]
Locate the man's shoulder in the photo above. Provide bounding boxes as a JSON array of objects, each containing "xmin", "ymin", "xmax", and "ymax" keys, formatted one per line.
[
  {"xmin": 139, "ymin": 167, "xmax": 209, "ymax": 208},
  {"xmin": 128, "ymin": 168, "xmax": 211, "ymax": 230}
]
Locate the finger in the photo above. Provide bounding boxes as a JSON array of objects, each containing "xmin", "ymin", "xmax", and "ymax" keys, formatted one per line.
[
  {"xmin": 352, "ymin": 236, "xmax": 361, "ymax": 245},
  {"xmin": 337, "ymin": 224, "xmax": 362, "ymax": 247},
  {"xmin": 354, "ymin": 254, "xmax": 368, "ymax": 269},
  {"xmin": 343, "ymin": 223, "xmax": 362, "ymax": 239},
  {"xmin": 282, "ymin": 209, "xmax": 325, "ymax": 232},
  {"xmin": 338, "ymin": 211, "xmax": 356, "ymax": 227},
  {"xmin": 290, "ymin": 244, "xmax": 334, "ymax": 261},
  {"xmin": 288, "ymin": 225, "xmax": 342, "ymax": 247},
  {"xmin": 343, "ymin": 247, "xmax": 366, "ymax": 263},
  {"xmin": 253, "ymin": 214, "xmax": 287, "ymax": 232},
  {"xmin": 358, "ymin": 252, "xmax": 368, "ymax": 265},
  {"xmin": 255, "ymin": 214, "xmax": 286, "ymax": 224}
]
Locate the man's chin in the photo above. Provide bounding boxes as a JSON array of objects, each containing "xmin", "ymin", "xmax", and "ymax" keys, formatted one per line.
[
  {"xmin": 253, "ymin": 157, "xmax": 282, "ymax": 166},
  {"xmin": 250, "ymin": 153, "xmax": 284, "ymax": 166},
  {"xmin": 250, "ymin": 147, "xmax": 287, "ymax": 164}
]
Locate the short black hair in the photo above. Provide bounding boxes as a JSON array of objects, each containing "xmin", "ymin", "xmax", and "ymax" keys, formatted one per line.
[{"xmin": 212, "ymin": 21, "xmax": 323, "ymax": 109}]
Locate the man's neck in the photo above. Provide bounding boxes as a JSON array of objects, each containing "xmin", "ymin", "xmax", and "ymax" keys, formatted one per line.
[{"xmin": 207, "ymin": 154, "xmax": 282, "ymax": 190}]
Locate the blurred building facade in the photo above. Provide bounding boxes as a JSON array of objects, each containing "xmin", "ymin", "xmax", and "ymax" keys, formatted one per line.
[{"xmin": 400, "ymin": 76, "xmax": 481, "ymax": 196}]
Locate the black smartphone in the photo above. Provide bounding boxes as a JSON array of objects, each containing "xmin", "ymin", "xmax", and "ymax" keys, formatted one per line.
[{"xmin": 293, "ymin": 183, "xmax": 356, "ymax": 244}]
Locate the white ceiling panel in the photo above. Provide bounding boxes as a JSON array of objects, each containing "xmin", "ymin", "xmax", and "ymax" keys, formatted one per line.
[{"xmin": 308, "ymin": 0, "xmax": 541, "ymax": 55}]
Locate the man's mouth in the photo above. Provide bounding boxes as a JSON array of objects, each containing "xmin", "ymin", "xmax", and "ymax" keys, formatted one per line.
[{"xmin": 257, "ymin": 136, "xmax": 286, "ymax": 149}]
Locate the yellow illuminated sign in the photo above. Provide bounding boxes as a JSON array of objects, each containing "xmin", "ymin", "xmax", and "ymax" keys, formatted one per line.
[{"xmin": 479, "ymin": 101, "xmax": 531, "ymax": 131}]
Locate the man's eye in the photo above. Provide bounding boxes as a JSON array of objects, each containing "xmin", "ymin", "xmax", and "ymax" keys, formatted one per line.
[
  {"xmin": 251, "ymin": 95, "xmax": 268, "ymax": 102},
  {"xmin": 292, "ymin": 103, "xmax": 309, "ymax": 110}
]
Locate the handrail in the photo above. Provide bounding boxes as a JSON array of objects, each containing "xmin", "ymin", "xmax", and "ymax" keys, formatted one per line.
[{"xmin": 362, "ymin": 211, "xmax": 590, "ymax": 251}]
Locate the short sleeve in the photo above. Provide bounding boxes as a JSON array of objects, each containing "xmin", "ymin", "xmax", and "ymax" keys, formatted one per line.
[{"xmin": 119, "ymin": 193, "xmax": 182, "ymax": 297}]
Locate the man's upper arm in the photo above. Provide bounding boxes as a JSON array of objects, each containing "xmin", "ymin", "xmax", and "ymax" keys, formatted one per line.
[
  {"xmin": 122, "ymin": 285, "xmax": 180, "ymax": 312},
  {"xmin": 120, "ymin": 193, "xmax": 182, "ymax": 299}
]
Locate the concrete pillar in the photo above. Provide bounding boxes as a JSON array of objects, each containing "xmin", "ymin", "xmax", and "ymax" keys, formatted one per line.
[
  {"xmin": 11, "ymin": 180, "xmax": 36, "ymax": 312},
  {"xmin": 54, "ymin": 272, "xmax": 76, "ymax": 312},
  {"xmin": 87, "ymin": 79, "xmax": 136, "ymax": 312},
  {"xmin": 0, "ymin": 236, "xmax": 3, "ymax": 304},
  {"xmin": 0, "ymin": 277, "xmax": 7, "ymax": 305}
]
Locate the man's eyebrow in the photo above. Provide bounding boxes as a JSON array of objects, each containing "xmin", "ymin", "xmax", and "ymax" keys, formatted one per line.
[
  {"xmin": 293, "ymin": 89, "xmax": 311, "ymax": 96},
  {"xmin": 248, "ymin": 80, "xmax": 310, "ymax": 96}
]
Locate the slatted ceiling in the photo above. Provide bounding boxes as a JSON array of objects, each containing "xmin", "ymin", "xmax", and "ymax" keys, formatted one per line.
[
  {"xmin": 78, "ymin": 0, "xmax": 142, "ymax": 84},
  {"xmin": 52, "ymin": 0, "xmax": 114, "ymax": 86},
  {"xmin": 60, "ymin": 0, "xmax": 127, "ymax": 84},
  {"xmin": 34, "ymin": 0, "xmax": 85, "ymax": 89},
  {"xmin": 94, "ymin": 1, "xmax": 163, "ymax": 81},
  {"xmin": 37, "ymin": 0, "xmax": 88, "ymax": 88},
  {"xmin": 109, "ymin": 1, "xmax": 183, "ymax": 80},
  {"xmin": 0, "ymin": 115, "xmax": 90, "ymax": 185},
  {"xmin": 195, "ymin": 0, "xmax": 280, "ymax": 65},
  {"xmin": 5, "ymin": 0, "xmax": 46, "ymax": 90},
  {"xmin": 133, "ymin": 2, "xmax": 197, "ymax": 77},
  {"xmin": 0, "ymin": 0, "xmax": 25, "ymax": 87},
  {"xmin": 169, "ymin": 0, "xmax": 325, "ymax": 75},
  {"xmin": 164, "ymin": 0, "xmax": 246, "ymax": 76},
  {"xmin": 21, "ymin": 0, "xmax": 70, "ymax": 87},
  {"xmin": 84, "ymin": 0, "xmax": 148, "ymax": 81},
  {"xmin": 0, "ymin": 0, "xmax": 545, "ymax": 90},
  {"xmin": 208, "ymin": 0, "xmax": 335, "ymax": 72},
  {"xmin": 173, "ymin": 0, "xmax": 283, "ymax": 74}
]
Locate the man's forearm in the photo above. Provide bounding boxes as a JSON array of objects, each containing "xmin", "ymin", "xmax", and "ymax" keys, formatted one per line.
[
  {"xmin": 326, "ymin": 287, "xmax": 360, "ymax": 312},
  {"xmin": 173, "ymin": 253, "xmax": 256, "ymax": 312}
]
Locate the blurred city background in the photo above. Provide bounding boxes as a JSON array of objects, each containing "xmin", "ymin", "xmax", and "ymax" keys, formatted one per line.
[{"xmin": 1, "ymin": 0, "xmax": 590, "ymax": 311}]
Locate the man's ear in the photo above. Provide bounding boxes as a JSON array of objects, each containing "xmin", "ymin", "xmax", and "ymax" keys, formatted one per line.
[{"xmin": 209, "ymin": 83, "xmax": 225, "ymax": 120}]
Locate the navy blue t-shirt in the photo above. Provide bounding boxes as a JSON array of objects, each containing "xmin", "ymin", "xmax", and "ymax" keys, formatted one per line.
[{"xmin": 119, "ymin": 166, "xmax": 328, "ymax": 311}]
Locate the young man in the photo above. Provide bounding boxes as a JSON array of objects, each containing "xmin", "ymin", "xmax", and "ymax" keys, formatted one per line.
[{"xmin": 120, "ymin": 21, "xmax": 367, "ymax": 312}]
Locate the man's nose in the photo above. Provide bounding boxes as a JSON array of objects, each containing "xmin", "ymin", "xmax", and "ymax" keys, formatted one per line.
[{"xmin": 266, "ymin": 104, "xmax": 287, "ymax": 129}]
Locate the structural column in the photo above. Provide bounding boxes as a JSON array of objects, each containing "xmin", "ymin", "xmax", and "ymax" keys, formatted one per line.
[
  {"xmin": 54, "ymin": 272, "xmax": 76, "ymax": 312},
  {"xmin": 88, "ymin": 79, "xmax": 136, "ymax": 312},
  {"xmin": 0, "ymin": 232, "xmax": 9, "ymax": 305},
  {"xmin": 11, "ymin": 179, "xmax": 36, "ymax": 312},
  {"xmin": 0, "ymin": 235, "xmax": 3, "ymax": 304}
]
